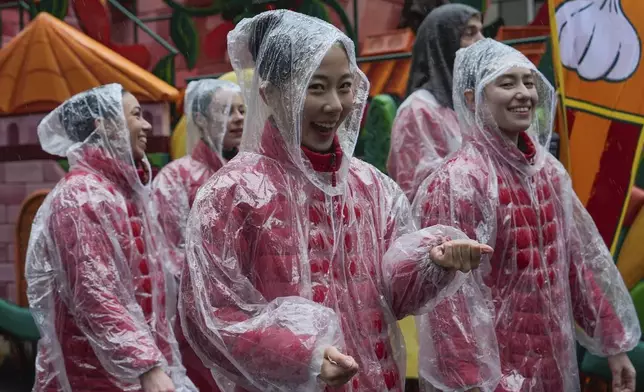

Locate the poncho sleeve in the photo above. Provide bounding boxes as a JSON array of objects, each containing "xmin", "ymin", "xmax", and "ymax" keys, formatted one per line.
[
  {"xmin": 561, "ymin": 169, "xmax": 641, "ymax": 355},
  {"xmin": 372, "ymin": 167, "xmax": 469, "ymax": 319},
  {"xmin": 411, "ymin": 165, "xmax": 501, "ymax": 392}
]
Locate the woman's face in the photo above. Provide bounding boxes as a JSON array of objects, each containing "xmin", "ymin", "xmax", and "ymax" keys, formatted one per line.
[
  {"xmin": 122, "ymin": 92, "xmax": 151, "ymax": 161},
  {"xmin": 301, "ymin": 45, "xmax": 354, "ymax": 152},
  {"xmin": 460, "ymin": 15, "xmax": 484, "ymax": 48},
  {"xmin": 222, "ymin": 91, "xmax": 245, "ymax": 151},
  {"xmin": 482, "ymin": 67, "xmax": 539, "ymax": 136}
]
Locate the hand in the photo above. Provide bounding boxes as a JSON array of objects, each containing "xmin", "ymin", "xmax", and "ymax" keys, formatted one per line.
[
  {"xmin": 429, "ymin": 239, "xmax": 493, "ymax": 273},
  {"xmin": 319, "ymin": 346, "xmax": 359, "ymax": 387},
  {"xmin": 140, "ymin": 367, "xmax": 176, "ymax": 392},
  {"xmin": 608, "ymin": 352, "xmax": 636, "ymax": 392}
]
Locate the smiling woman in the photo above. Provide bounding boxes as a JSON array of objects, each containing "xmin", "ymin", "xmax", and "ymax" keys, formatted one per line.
[
  {"xmin": 123, "ymin": 91, "xmax": 152, "ymax": 161},
  {"xmin": 412, "ymin": 39, "xmax": 640, "ymax": 392},
  {"xmin": 302, "ymin": 44, "xmax": 355, "ymax": 152},
  {"xmin": 26, "ymin": 84, "xmax": 195, "ymax": 391},
  {"xmin": 466, "ymin": 66, "xmax": 539, "ymax": 144},
  {"xmin": 250, "ymin": 17, "xmax": 356, "ymax": 154}
]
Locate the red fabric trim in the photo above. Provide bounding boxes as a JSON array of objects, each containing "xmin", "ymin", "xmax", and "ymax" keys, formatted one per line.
[
  {"xmin": 300, "ymin": 136, "xmax": 343, "ymax": 173},
  {"xmin": 518, "ymin": 131, "xmax": 537, "ymax": 161},
  {"xmin": 258, "ymin": 121, "xmax": 342, "ymax": 186}
]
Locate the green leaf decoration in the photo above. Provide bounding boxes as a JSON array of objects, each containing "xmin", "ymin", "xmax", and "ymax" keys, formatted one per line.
[
  {"xmin": 57, "ymin": 159, "xmax": 69, "ymax": 172},
  {"xmin": 223, "ymin": 4, "xmax": 247, "ymax": 22},
  {"xmin": 318, "ymin": 0, "xmax": 356, "ymax": 44},
  {"xmin": 146, "ymin": 152, "xmax": 170, "ymax": 168},
  {"xmin": 537, "ymin": 39, "xmax": 555, "ymax": 87},
  {"xmin": 363, "ymin": 94, "xmax": 398, "ymax": 174},
  {"xmin": 233, "ymin": 10, "xmax": 256, "ymax": 25},
  {"xmin": 0, "ymin": 298, "xmax": 40, "ymax": 341},
  {"xmin": 298, "ymin": 0, "xmax": 329, "ymax": 22},
  {"xmin": 40, "ymin": 0, "xmax": 69, "ymax": 19},
  {"xmin": 480, "ymin": 0, "xmax": 489, "ymax": 13},
  {"xmin": 152, "ymin": 54, "xmax": 175, "ymax": 85},
  {"xmin": 630, "ymin": 281, "xmax": 644, "ymax": 332},
  {"xmin": 28, "ymin": 1, "xmax": 39, "ymax": 19},
  {"xmin": 354, "ymin": 124, "xmax": 366, "ymax": 159},
  {"xmin": 163, "ymin": 0, "xmax": 227, "ymax": 17},
  {"xmin": 170, "ymin": 11, "xmax": 200, "ymax": 69}
]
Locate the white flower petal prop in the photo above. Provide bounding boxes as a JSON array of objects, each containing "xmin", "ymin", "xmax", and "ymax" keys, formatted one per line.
[{"xmin": 556, "ymin": 0, "xmax": 641, "ymax": 82}]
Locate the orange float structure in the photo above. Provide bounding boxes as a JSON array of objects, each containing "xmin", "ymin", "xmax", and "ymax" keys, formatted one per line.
[{"xmin": 0, "ymin": 12, "xmax": 179, "ymax": 301}]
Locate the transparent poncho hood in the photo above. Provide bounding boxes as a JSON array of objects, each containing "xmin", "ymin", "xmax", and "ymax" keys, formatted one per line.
[
  {"xmin": 227, "ymin": 9, "xmax": 370, "ymax": 196},
  {"xmin": 453, "ymin": 38, "xmax": 556, "ymax": 176}
]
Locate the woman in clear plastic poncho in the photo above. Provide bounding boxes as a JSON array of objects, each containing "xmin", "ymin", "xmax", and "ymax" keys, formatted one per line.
[
  {"xmin": 387, "ymin": 4, "xmax": 483, "ymax": 201},
  {"xmin": 153, "ymin": 79, "xmax": 244, "ymax": 278},
  {"xmin": 26, "ymin": 84, "xmax": 195, "ymax": 392},
  {"xmin": 179, "ymin": 10, "xmax": 491, "ymax": 392},
  {"xmin": 412, "ymin": 39, "xmax": 641, "ymax": 392},
  {"xmin": 153, "ymin": 79, "xmax": 244, "ymax": 392}
]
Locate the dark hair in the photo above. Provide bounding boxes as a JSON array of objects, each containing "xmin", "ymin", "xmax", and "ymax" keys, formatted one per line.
[
  {"xmin": 192, "ymin": 90, "xmax": 215, "ymax": 122},
  {"xmin": 399, "ymin": 0, "xmax": 450, "ymax": 33},
  {"xmin": 60, "ymin": 87, "xmax": 127, "ymax": 143},
  {"xmin": 247, "ymin": 11, "xmax": 292, "ymax": 88},
  {"xmin": 464, "ymin": 67, "xmax": 477, "ymax": 91}
]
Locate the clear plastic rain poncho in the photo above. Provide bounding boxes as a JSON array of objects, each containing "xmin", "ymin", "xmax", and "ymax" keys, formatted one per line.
[
  {"xmin": 184, "ymin": 79, "xmax": 242, "ymax": 157},
  {"xmin": 179, "ymin": 10, "xmax": 476, "ymax": 392},
  {"xmin": 26, "ymin": 84, "xmax": 195, "ymax": 391},
  {"xmin": 388, "ymin": 4, "xmax": 480, "ymax": 201},
  {"xmin": 387, "ymin": 90, "xmax": 461, "ymax": 201},
  {"xmin": 153, "ymin": 79, "xmax": 241, "ymax": 278},
  {"xmin": 412, "ymin": 39, "xmax": 641, "ymax": 392}
]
